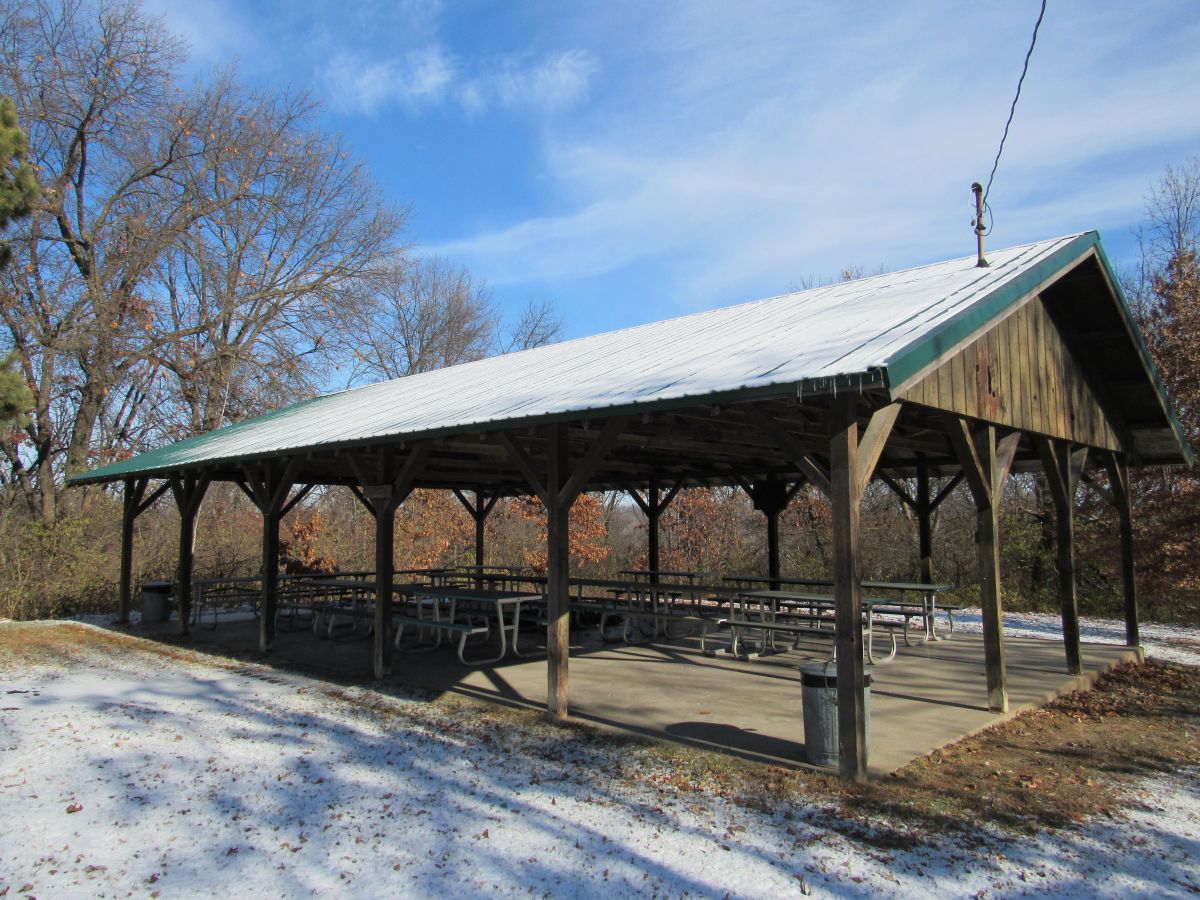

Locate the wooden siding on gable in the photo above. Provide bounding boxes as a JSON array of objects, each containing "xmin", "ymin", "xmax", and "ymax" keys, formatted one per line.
[{"xmin": 894, "ymin": 297, "xmax": 1121, "ymax": 450}]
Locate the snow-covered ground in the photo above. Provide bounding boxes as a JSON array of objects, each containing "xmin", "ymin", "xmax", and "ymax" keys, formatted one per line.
[
  {"xmin": 1, "ymin": 621, "xmax": 1198, "ymax": 897},
  {"xmin": 953, "ymin": 608, "xmax": 1200, "ymax": 668}
]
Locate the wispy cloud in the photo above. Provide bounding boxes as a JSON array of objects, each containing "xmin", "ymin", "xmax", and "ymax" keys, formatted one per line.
[
  {"xmin": 324, "ymin": 46, "xmax": 454, "ymax": 114},
  {"xmin": 491, "ymin": 50, "xmax": 596, "ymax": 112},
  {"xmin": 426, "ymin": 3, "xmax": 1200, "ymax": 316},
  {"xmin": 323, "ymin": 45, "xmax": 594, "ymax": 117}
]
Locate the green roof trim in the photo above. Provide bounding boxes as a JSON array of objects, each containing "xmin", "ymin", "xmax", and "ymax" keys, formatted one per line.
[
  {"xmin": 883, "ymin": 232, "xmax": 1098, "ymax": 390},
  {"xmin": 69, "ymin": 394, "xmax": 329, "ymax": 485},
  {"xmin": 1091, "ymin": 240, "xmax": 1194, "ymax": 467},
  {"xmin": 883, "ymin": 231, "xmax": 1193, "ymax": 467},
  {"xmin": 67, "ymin": 370, "xmax": 889, "ymax": 486}
]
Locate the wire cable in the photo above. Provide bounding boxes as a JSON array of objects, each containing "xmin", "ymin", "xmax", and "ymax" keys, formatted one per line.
[{"xmin": 982, "ymin": 0, "xmax": 1048, "ymax": 208}]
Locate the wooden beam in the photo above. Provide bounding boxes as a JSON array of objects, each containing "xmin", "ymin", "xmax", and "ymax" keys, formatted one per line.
[
  {"xmin": 269, "ymin": 458, "xmax": 304, "ymax": 513},
  {"xmin": 280, "ymin": 483, "xmax": 315, "ymax": 518},
  {"xmin": 135, "ymin": 481, "xmax": 169, "ymax": 516},
  {"xmin": 785, "ymin": 475, "xmax": 808, "ymax": 505},
  {"xmin": 748, "ymin": 405, "xmax": 833, "ymax": 497},
  {"xmin": 855, "ymin": 402, "xmax": 902, "ymax": 494},
  {"xmin": 624, "ymin": 485, "xmax": 650, "ymax": 516},
  {"xmin": 558, "ymin": 416, "xmax": 629, "ymax": 507},
  {"xmin": 501, "ymin": 431, "xmax": 550, "ymax": 505},
  {"xmin": 344, "ymin": 452, "xmax": 377, "ymax": 509},
  {"xmin": 829, "ymin": 393, "xmax": 867, "ymax": 781},
  {"xmin": 383, "ymin": 442, "xmax": 431, "ymax": 513},
  {"xmin": 878, "ymin": 472, "xmax": 917, "ymax": 510},
  {"xmin": 374, "ymin": 494, "xmax": 396, "ymax": 680},
  {"xmin": 452, "ymin": 488, "xmax": 477, "ymax": 519},
  {"xmin": 659, "ymin": 479, "xmax": 685, "ymax": 512},
  {"xmin": 916, "ymin": 462, "xmax": 933, "ymax": 584},
  {"xmin": 944, "ymin": 418, "xmax": 989, "ymax": 508},
  {"xmin": 233, "ymin": 479, "xmax": 259, "ymax": 507},
  {"xmin": 930, "ymin": 472, "xmax": 964, "ymax": 510},
  {"xmin": 347, "ymin": 483, "xmax": 373, "ymax": 514},
  {"xmin": 993, "ymin": 431, "xmax": 1022, "ymax": 498}
]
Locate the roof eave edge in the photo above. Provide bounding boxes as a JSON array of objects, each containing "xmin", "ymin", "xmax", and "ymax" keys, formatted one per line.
[{"xmin": 67, "ymin": 370, "xmax": 892, "ymax": 487}]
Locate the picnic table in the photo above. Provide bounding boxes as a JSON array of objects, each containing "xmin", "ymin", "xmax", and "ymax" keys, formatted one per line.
[
  {"xmin": 284, "ymin": 578, "xmax": 382, "ymax": 639},
  {"xmin": 861, "ymin": 581, "xmax": 957, "ymax": 641},
  {"xmin": 724, "ymin": 575, "xmax": 957, "ymax": 641},
  {"xmin": 191, "ymin": 576, "xmax": 262, "ymax": 628},
  {"xmin": 473, "ymin": 571, "xmax": 548, "ymax": 592},
  {"xmin": 621, "ymin": 568, "xmax": 716, "ymax": 585},
  {"xmin": 400, "ymin": 585, "xmax": 543, "ymax": 665},
  {"xmin": 727, "ymin": 590, "xmax": 899, "ymax": 663}
]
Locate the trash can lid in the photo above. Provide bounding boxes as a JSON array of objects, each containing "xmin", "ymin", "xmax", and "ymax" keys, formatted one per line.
[{"xmin": 798, "ymin": 661, "xmax": 873, "ymax": 688}]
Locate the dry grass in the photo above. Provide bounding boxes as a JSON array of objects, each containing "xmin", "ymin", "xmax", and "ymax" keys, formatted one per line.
[{"xmin": 634, "ymin": 659, "xmax": 1200, "ymax": 842}]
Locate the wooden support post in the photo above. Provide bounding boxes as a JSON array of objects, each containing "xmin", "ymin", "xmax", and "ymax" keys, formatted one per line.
[
  {"xmin": 829, "ymin": 394, "xmax": 867, "ymax": 781},
  {"xmin": 1034, "ymin": 437, "xmax": 1086, "ymax": 674},
  {"xmin": 119, "ymin": 477, "xmax": 148, "ymax": 624},
  {"xmin": 475, "ymin": 497, "xmax": 486, "ymax": 567},
  {"xmin": 627, "ymin": 475, "xmax": 683, "ymax": 581},
  {"xmin": 455, "ymin": 487, "xmax": 500, "ymax": 588},
  {"xmin": 263, "ymin": 502, "xmax": 281, "ymax": 650},
  {"xmin": 647, "ymin": 475, "xmax": 660, "ymax": 578},
  {"xmin": 243, "ymin": 458, "xmax": 301, "ymax": 654},
  {"xmin": 749, "ymin": 478, "xmax": 788, "ymax": 585},
  {"xmin": 1104, "ymin": 453, "xmax": 1139, "ymax": 648},
  {"xmin": 375, "ymin": 494, "xmax": 395, "ymax": 679},
  {"xmin": 505, "ymin": 417, "xmax": 625, "ymax": 719},
  {"xmin": 351, "ymin": 443, "xmax": 429, "ymax": 679},
  {"xmin": 946, "ymin": 420, "xmax": 1015, "ymax": 713},
  {"xmin": 766, "ymin": 508, "xmax": 780, "ymax": 583},
  {"xmin": 546, "ymin": 424, "xmax": 571, "ymax": 720},
  {"xmin": 916, "ymin": 462, "xmax": 933, "ymax": 584},
  {"xmin": 168, "ymin": 472, "xmax": 211, "ymax": 637},
  {"xmin": 976, "ymin": 485, "xmax": 1006, "ymax": 710}
]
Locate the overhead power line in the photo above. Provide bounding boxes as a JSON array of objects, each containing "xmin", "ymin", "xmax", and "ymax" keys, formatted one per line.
[{"xmin": 982, "ymin": 0, "xmax": 1048, "ymax": 213}]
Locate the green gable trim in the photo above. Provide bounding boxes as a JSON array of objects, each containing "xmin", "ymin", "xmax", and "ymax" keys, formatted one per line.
[
  {"xmin": 1092, "ymin": 240, "xmax": 1194, "ymax": 467},
  {"xmin": 884, "ymin": 231, "xmax": 1098, "ymax": 392},
  {"xmin": 883, "ymin": 231, "xmax": 1192, "ymax": 467}
]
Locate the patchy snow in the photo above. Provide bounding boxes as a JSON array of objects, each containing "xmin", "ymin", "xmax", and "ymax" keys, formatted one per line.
[
  {"xmin": 952, "ymin": 609, "xmax": 1200, "ymax": 668},
  {"xmin": 1, "ymin": 624, "xmax": 1197, "ymax": 897}
]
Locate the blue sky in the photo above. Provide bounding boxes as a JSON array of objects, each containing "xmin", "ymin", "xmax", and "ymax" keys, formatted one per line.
[{"xmin": 145, "ymin": 0, "xmax": 1200, "ymax": 339}]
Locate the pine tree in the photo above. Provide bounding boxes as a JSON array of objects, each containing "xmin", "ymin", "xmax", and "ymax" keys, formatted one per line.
[{"xmin": 0, "ymin": 95, "xmax": 40, "ymax": 268}]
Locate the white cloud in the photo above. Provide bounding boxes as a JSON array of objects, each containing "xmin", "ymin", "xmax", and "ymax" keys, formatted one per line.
[
  {"xmin": 324, "ymin": 46, "xmax": 454, "ymax": 114},
  {"xmin": 322, "ymin": 45, "xmax": 593, "ymax": 118},
  {"xmin": 491, "ymin": 50, "xmax": 596, "ymax": 112}
]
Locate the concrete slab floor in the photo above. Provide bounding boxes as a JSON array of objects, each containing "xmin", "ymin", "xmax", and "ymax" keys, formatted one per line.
[{"xmin": 124, "ymin": 616, "xmax": 1138, "ymax": 776}]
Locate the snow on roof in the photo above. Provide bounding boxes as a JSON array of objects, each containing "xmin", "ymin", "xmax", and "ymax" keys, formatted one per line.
[{"xmin": 75, "ymin": 233, "xmax": 1093, "ymax": 482}]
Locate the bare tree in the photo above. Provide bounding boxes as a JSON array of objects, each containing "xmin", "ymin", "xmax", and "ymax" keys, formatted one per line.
[
  {"xmin": 349, "ymin": 255, "xmax": 497, "ymax": 381},
  {"xmin": 501, "ymin": 297, "xmax": 564, "ymax": 353},
  {"xmin": 152, "ymin": 79, "xmax": 404, "ymax": 437},
  {"xmin": 0, "ymin": 0, "xmax": 194, "ymax": 518},
  {"xmin": 0, "ymin": 1, "xmax": 404, "ymax": 520}
]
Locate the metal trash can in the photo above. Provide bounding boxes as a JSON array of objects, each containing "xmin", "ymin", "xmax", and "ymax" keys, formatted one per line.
[
  {"xmin": 140, "ymin": 581, "xmax": 173, "ymax": 624},
  {"xmin": 799, "ymin": 661, "xmax": 872, "ymax": 768}
]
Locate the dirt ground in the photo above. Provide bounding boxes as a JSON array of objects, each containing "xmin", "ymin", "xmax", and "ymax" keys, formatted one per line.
[{"xmin": 3, "ymin": 622, "xmax": 1197, "ymax": 845}]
